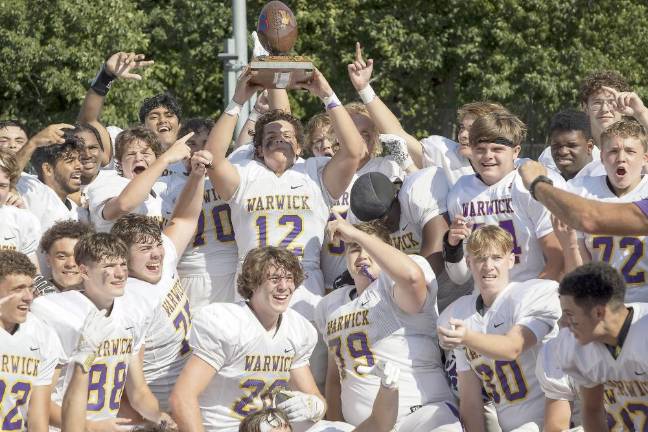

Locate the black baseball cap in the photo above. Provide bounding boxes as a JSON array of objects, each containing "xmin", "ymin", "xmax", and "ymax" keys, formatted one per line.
[{"xmin": 350, "ymin": 172, "xmax": 398, "ymax": 222}]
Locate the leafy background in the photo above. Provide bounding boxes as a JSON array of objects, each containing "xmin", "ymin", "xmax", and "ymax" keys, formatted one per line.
[{"xmin": 1, "ymin": 0, "xmax": 647, "ymax": 157}]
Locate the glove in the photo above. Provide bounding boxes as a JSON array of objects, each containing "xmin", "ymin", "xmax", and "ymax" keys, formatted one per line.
[
  {"xmin": 357, "ymin": 360, "xmax": 400, "ymax": 389},
  {"xmin": 381, "ymin": 133, "xmax": 413, "ymax": 170},
  {"xmin": 276, "ymin": 390, "xmax": 326, "ymax": 422},
  {"xmin": 71, "ymin": 309, "xmax": 114, "ymax": 372},
  {"xmin": 252, "ymin": 31, "xmax": 270, "ymax": 58}
]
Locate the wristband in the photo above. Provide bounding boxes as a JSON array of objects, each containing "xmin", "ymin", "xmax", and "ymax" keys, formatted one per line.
[
  {"xmin": 225, "ymin": 100, "xmax": 243, "ymax": 117},
  {"xmin": 90, "ymin": 64, "xmax": 116, "ymax": 96},
  {"xmin": 528, "ymin": 175, "xmax": 554, "ymax": 200},
  {"xmin": 322, "ymin": 93, "xmax": 341, "ymax": 111},
  {"xmin": 442, "ymin": 230, "xmax": 464, "ymax": 263},
  {"xmin": 358, "ymin": 84, "xmax": 376, "ymax": 104}
]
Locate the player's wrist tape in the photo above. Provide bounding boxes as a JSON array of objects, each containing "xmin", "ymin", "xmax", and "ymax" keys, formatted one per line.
[
  {"xmin": 358, "ymin": 84, "xmax": 376, "ymax": 104},
  {"xmin": 225, "ymin": 100, "xmax": 243, "ymax": 117},
  {"xmin": 248, "ymin": 108, "xmax": 262, "ymax": 123},
  {"xmin": 322, "ymin": 93, "xmax": 342, "ymax": 111},
  {"xmin": 529, "ymin": 175, "xmax": 553, "ymax": 200},
  {"xmin": 443, "ymin": 230, "xmax": 464, "ymax": 263},
  {"xmin": 90, "ymin": 64, "xmax": 116, "ymax": 96}
]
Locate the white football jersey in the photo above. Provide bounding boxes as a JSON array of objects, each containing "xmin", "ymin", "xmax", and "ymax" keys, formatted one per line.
[
  {"xmin": 391, "ymin": 166, "xmax": 449, "ymax": 254},
  {"xmin": 447, "ymin": 169, "xmax": 561, "ymax": 282},
  {"xmin": 314, "ymin": 255, "xmax": 453, "ymax": 426},
  {"xmin": 568, "ymin": 175, "xmax": 648, "ymax": 302},
  {"xmin": 554, "ymin": 303, "xmax": 648, "ymax": 431},
  {"xmin": 16, "ymin": 173, "xmax": 83, "ymax": 231},
  {"xmin": 190, "ymin": 302, "xmax": 317, "ymax": 432},
  {"xmin": 162, "ymin": 174, "xmax": 238, "ymax": 276},
  {"xmin": 0, "ymin": 205, "xmax": 41, "ymax": 258},
  {"xmin": 421, "ymin": 135, "xmax": 474, "ymax": 186},
  {"xmin": 124, "ymin": 235, "xmax": 192, "ymax": 410},
  {"xmin": 0, "ymin": 313, "xmax": 64, "ymax": 431},
  {"xmin": 447, "ymin": 279, "xmax": 561, "ymax": 432},
  {"xmin": 31, "ymin": 290, "xmax": 151, "ymax": 421},
  {"xmin": 85, "ymin": 171, "xmax": 167, "ymax": 232},
  {"xmin": 535, "ymin": 336, "xmax": 581, "ymax": 426},
  {"xmin": 320, "ymin": 157, "xmax": 404, "ymax": 291}
]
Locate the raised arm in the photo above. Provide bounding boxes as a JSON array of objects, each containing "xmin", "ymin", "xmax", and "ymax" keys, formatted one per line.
[
  {"xmin": 538, "ymin": 232, "xmax": 564, "ymax": 281},
  {"xmin": 602, "ymin": 85, "xmax": 648, "ymax": 131},
  {"xmin": 328, "ymin": 213, "xmax": 427, "ymax": 314},
  {"xmin": 551, "ymin": 214, "xmax": 583, "ymax": 275},
  {"xmin": 163, "ymin": 150, "xmax": 210, "ymax": 255},
  {"xmin": 15, "ymin": 124, "xmax": 73, "ymax": 172},
  {"xmin": 102, "ymin": 133, "xmax": 193, "ymax": 221},
  {"xmin": 520, "ymin": 161, "xmax": 648, "ymax": 235},
  {"xmin": 78, "ymin": 52, "xmax": 153, "ymax": 125},
  {"xmin": 205, "ymin": 68, "xmax": 262, "ymax": 201},
  {"xmin": 348, "ymin": 42, "xmax": 423, "ymax": 169}
]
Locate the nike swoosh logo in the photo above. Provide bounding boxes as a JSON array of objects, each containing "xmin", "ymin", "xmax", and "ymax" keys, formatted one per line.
[
  {"xmin": 290, "ymin": 185, "xmax": 303, "ymax": 189},
  {"xmin": 401, "ymin": 224, "xmax": 409, "ymax": 231},
  {"xmin": 4, "ymin": 236, "xmax": 15, "ymax": 241},
  {"xmin": 494, "ymin": 322, "xmax": 504, "ymax": 328},
  {"xmin": 125, "ymin": 326, "xmax": 134, "ymax": 331},
  {"xmin": 284, "ymin": 348, "xmax": 294, "ymax": 353},
  {"xmin": 361, "ymin": 300, "xmax": 369, "ymax": 307},
  {"xmin": 30, "ymin": 347, "xmax": 39, "ymax": 351},
  {"xmin": 635, "ymin": 371, "xmax": 646, "ymax": 376}
]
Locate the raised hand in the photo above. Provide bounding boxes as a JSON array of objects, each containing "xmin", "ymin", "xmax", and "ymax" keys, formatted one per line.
[
  {"xmin": 437, "ymin": 318, "xmax": 468, "ymax": 350},
  {"xmin": 519, "ymin": 160, "xmax": 548, "ymax": 190},
  {"xmin": 357, "ymin": 360, "xmax": 400, "ymax": 389},
  {"xmin": 29, "ymin": 123, "xmax": 74, "ymax": 147},
  {"xmin": 447, "ymin": 215, "xmax": 473, "ymax": 247},
  {"xmin": 276, "ymin": 390, "xmax": 326, "ymax": 422},
  {"xmin": 297, "ymin": 67, "xmax": 334, "ymax": 100},
  {"xmin": 253, "ymin": 90, "xmax": 270, "ymax": 115},
  {"xmin": 189, "ymin": 149, "xmax": 213, "ymax": 177},
  {"xmin": 232, "ymin": 67, "xmax": 264, "ymax": 105},
  {"xmin": 2, "ymin": 191, "xmax": 26, "ymax": 208},
  {"xmin": 601, "ymin": 85, "xmax": 648, "ymax": 119},
  {"xmin": 162, "ymin": 132, "xmax": 194, "ymax": 165},
  {"xmin": 104, "ymin": 52, "xmax": 154, "ymax": 81},
  {"xmin": 347, "ymin": 42, "xmax": 374, "ymax": 91},
  {"xmin": 551, "ymin": 214, "xmax": 578, "ymax": 250},
  {"xmin": 327, "ymin": 210, "xmax": 360, "ymax": 244}
]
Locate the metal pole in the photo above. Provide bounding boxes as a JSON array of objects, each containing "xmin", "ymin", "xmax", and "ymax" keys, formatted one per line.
[{"xmin": 232, "ymin": 0, "xmax": 249, "ymax": 136}]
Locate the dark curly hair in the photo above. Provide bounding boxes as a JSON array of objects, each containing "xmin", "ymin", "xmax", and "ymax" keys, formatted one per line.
[
  {"xmin": 179, "ymin": 117, "xmax": 214, "ymax": 138},
  {"xmin": 549, "ymin": 110, "xmax": 592, "ymax": 140},
  {"xmin": 40, "ymin": 220, "xmax": 94, "ymax": 254},
  {"xmin": 139, "ymin": 92, "xmax": 182, "ymax": 124},
  {"xmin": 252, "ymin": 110, "xmax": 304, "ymax": 159},
  {"xmin": 0, "ymin": 250, "xmax": 36, "ymax": 283},
  {"xmin": 559, "ymin": 262, "xmax": 626, "ymax": 312},
  {"xmin": 237, "ymin": 246, "xmax": 304, "ymax": 300},
  {"xmin": 578, "ymin": 70, "xmax": 631, "ymax": 106},
  {"xmin": 31, "ymin": 137, "xmax": 83, "ymax": 182}
]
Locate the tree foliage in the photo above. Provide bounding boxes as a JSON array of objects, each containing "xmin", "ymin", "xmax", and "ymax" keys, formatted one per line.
[{"xmin": 1, "ymin": 0, "xmax": 647, "ymax": 156}]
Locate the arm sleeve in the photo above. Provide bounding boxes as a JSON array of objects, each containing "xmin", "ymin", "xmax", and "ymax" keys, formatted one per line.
[
  {"xmin": 34, "ymin": 323, "xmax": 66, "ymax": 386},
  {"xmin": 515, "ymin": 281, "xmax": 561, "ymax": 342},
  {"xmin": 408, "ymin": 168, "xmax": 449, "ymax": 227},
  {"xmin": 188, "ymin": 307, "xmax": 233, "ymax": 371},
  {"xmin": 227, "ymin": 161, "xmax": 251, "ymax": 205},
  {"xmin": 535, "ymin": 340, "xmax": 578, "ymax": 401},
  {"xmin": 454, "ymin": 347, "xmax": 471, "ymax": 372},
  {"xmin": 19, "ymin": 211, "xmax": 41, "ymax": 256},
  {"xmin": 291, "ymin": 318, "xmax": 318, "ymax": 369},
  {"xmin": 87, "ymin": 174, "xmax": 128, "ymax": 222}
]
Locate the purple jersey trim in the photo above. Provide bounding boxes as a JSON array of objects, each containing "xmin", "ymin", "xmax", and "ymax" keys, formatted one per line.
[{"xmin": 634, "ymin": 199, "xmax": 648, "ymax": 218}]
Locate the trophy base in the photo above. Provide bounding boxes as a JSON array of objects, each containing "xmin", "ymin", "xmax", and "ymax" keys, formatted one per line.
[{"xmin": 250, "ymin": 56, "xmax": 314, "ymax": 89}]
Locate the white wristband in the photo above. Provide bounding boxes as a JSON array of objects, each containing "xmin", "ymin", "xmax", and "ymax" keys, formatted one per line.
[
  {"xmin": 322, "ymin": 93, "xmax": 342, "ymax": 111},
  {"xmin": 225, "ymin": 100, "xmax": 243, "ymax": 117},
  {"xmin": 358, "ymin": 85, "xmax": 376, "ymax": 104}
]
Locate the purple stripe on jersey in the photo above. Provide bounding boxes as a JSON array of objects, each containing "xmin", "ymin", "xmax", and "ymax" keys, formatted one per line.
[{"xmin": 635, "ymin": 199, "xmax": 648, "ymax": 218}]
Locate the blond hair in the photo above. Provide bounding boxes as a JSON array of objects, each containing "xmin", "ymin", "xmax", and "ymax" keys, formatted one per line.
[
  {"xmin": 601, "ymin": 120, "xmax": 648, "ymax": 152},
  {"xmin": 0, "ymin": 149, "xmax": 21, "ymax": 188},
  {"xmin": 469, "ymin": 112, "xmax": 527, "ymax": 148},
  {"xmin": 457, "ymin": 101, "xmax": 510, "ymax": 123},
  {"xmin": 466, "ymin": 225, "xmax": 514, "ymax": 257}
]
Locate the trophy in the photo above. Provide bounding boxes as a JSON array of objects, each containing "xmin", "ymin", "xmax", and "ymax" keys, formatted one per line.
[{"xmin": 250, "ymin": 1, "xmax": 314, "ymax": 89}]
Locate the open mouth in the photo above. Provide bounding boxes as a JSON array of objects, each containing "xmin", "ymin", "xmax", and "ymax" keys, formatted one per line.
[
  {"xmin": 70, "ymin": 172, "xmax": 82, "ymax": 183},
  {"xmin": 17, "ymin": 304, "xmax": 29, "ymax": 312},
  {"xmin": 616, "ymin": 167, "xmax": 627, "ymax": 177},
  {"xmin": 133, "ymin": 165, "xmax": 147, "ymax": 175},
  {"xmin": 273, "ymin": 293, "xmax": 290, "ymax": 302},
  {"xmin": 158, "ymin": 125, "xmax": 171, "ymax": 133},
  {"xmin": 145, "ymin": 263, "xmax": 160, "ymax": 272},
  {"xmin": 556, "ymin": 157, "xmax": 572, "ymax": 166}
]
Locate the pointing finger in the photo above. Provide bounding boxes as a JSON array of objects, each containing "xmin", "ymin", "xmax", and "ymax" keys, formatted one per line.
[{"xmin": 355, "ymin": 41, "xmax": 363, "ymax": 62}]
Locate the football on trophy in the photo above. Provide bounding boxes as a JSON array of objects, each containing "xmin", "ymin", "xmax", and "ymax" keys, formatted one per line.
[{"xmin": 256, "ymin": 1, "xmax": 298, "ymax": 55}]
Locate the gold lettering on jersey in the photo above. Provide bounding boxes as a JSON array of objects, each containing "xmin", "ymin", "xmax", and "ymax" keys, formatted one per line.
[
  {"xmin": 0, "ymin": 244, "xmax": 17, "ymax": 251},
  {"xmin": 162, "ymin": 279, "xmax": 187, "ymax": 317},
  {"xmin": 246, "ymin": 195, "xmax": 310, "ymax": 212},
  {"xmin": 95, "ymin": 338, "xmax": 133, "ymax": 357},
  {"xmin": 390, "ymin": 233, "xmax": 420, "ymax": 252},
  {"xmin": 603, "ymin": 379, "xmax": 648, "ymax": 405},
  {"xmin": 461, "ymin": 198, "xmax": 513, "ymax": 218},
  {"xmin": 326, "ymin": 310, "xmax": 370, "ymax": 336},
  {"xmin": 0, "ymin": 355, "xmax": 40, "ymax": 376},
  {"xmin": 244, "ymin": 355, "xmax": 293, "ymax": 372},
  {"xmin": 465, "ymin": 347, "xmax": 481, "ymax": 362}
]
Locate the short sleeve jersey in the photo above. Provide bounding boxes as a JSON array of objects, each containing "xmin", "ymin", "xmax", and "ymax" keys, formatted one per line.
[
  {"xmin": 0, "ymin": 206, "xmax": 41, "ymax": 258},
  {"xmin": 420, "ymin": 135, "xmax": 474, "ymax": 186},
  {"xmin": 189, "ymin": 302, "xmax": 317, "ymax": 432},
  {"xmin": 554, "ymin": 303, "xmax": 648, "ymax": 432},
  {"xmin": 447, "ymin": 169, "xmax": 562, "ymax": 281},
  {"xmin": 30, "ymin": 290, "xmax": 151, "ymax": 420},
  {"xmin": 16, "ymin": 173, "xmax": 82, "ymax": 231},
  {"xmin": 85, "ymin": 171, "xmax": 167, "ymax": 232},
  {"xmin": 314, "ymin": 255, "xmax": 452, "ymax": 426},
  {"xmin": 447, "ymin": 280, "xmax": 561, "ymax": 431},
  {"xmin": 568, "ymin": 175, "xmax": 648, "ymax": 302},
  {"xmin": 0, "ymin": 313, "xmax": 64, "ymax": 431},
  {"xmin": 228, "ymin": 158, "xmax": 330, "ymax": 270}
]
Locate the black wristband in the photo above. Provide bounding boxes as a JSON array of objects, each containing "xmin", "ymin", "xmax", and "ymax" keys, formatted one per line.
[
  {"xmin": 90, "ymin": 63, "xmax": 115, "ymax": 96},
  {"xmin": 443, "ymin": 230, "xmax": 464, "ymax": 263},
  {"xmin": 529, "ymin": 175, "xmax": 554, "ymax": 201}
]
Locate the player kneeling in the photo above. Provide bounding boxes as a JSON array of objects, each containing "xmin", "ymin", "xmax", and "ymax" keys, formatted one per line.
[
  {"xmin": 169, "ymin": 246, "xmax": 325, "ymax": 432},
  {"xmin": 316, "ymin": 215, "xmax": 460, "ymax": 432},
  {"xmin": 438, "ymin": 225, "xmax": 561, "ymax": 431}
]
